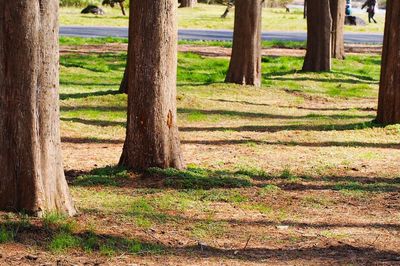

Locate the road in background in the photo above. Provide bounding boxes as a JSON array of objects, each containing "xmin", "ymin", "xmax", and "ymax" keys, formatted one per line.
[{"xmin": 60, "ymin": 26, "xmax": 384, "ymax": 44}]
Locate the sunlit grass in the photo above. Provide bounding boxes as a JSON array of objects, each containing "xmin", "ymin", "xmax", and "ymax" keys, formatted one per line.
[{"xmin": 60, "ymin": 4, "xmax": 385, "ymax": 33}]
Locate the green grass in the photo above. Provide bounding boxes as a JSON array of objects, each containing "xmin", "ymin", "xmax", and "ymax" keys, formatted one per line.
[
  {"xmin": 72, "ymin": 166, "xmax": 129, "ymax": 186},
  {"xmin": 60, "ymin": 37, "xmax": 306, "ymax": 50},
  {"xmin": 60, "ymin": 4, "xmax": 385, "ymax": 33},
  {"xmin": 148, "ymin": 167, "xmax": 253, "ymax": 189}
]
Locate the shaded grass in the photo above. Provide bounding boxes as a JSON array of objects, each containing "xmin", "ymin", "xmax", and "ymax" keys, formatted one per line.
[
  {"xmin": 71, "ymin": 166, "xmax": 129, "ymax": 186},
  {"xmin": 148, "ymin": 167, "xmax": 252, "ymax": 189}
]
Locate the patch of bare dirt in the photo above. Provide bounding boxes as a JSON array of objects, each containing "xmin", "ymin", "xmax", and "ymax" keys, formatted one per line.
[{"xmin": 60, "ymin": 43, "xmax": 383, "ymax": 57}]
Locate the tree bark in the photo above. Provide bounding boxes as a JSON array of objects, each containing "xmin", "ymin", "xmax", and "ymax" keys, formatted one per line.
[
  {"xmin": 225, "ymin": 0, "xmax": 262, "ymax": 87},
  {"xmin": 376, "ymin": 0, "xmax": 400, "ymax": 124},
  {"xmin": 0, "ymin": 0, "xmax": 76, "ymax": 216},
  {"xmin": 330, "ymin": 0, "xmax": 345, "ymax": 59},
  {"xmin": 119, "ymin": 0, "xmax": 184, "ymax": 170},
  {"xmin": 179, "ymin": 0, "xmax": 197, "ymax": 8},
  {"xmin": 302, "ymin": 0, "xmax": 332, "ymax": 72}
]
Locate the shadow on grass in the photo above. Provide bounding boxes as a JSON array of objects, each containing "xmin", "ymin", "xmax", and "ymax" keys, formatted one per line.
[
  {"xmin": 66, "ymin": 166, "xmax": 400, "ymax": 193},
  {"xmin": 61, "ymin": 137, "xmax": 123, "ymax": 144},
  {"xmin": 178, "ymin": 108, "xmax": 374, "ymax": 120},
  {"xmin": 61, "ymin": 105, "xmax": 126, "ymax": 112},
  {"xmin": 180, "ymin": 121, "xmax": 382, "ymax": 133},
  {"xmin": 0, "ymin": 219, "xmax": 162, "ymax": 256},
  {"xmin": 61, "ymin": 117, "xmax": 125, "ymax": 127},
  {"xmin": 211, "ymin": 99, "xmax": 376, "ymax": 112},
  {"xmin": 1, "ymin": 219, "xmax": 399, "ymax": 263},
  {"xmin": 265, "ymin": 76, "xmax": 379, "ymax": 85},
  {"xmin": 60, "ymin": 89, "xmax": 120, "ymax": 100},
  {"xmin": 181, "ymin": 139, "xmax": 400, "ymax": 149}
]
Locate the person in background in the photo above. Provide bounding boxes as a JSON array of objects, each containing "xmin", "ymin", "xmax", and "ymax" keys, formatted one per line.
[{"xmin": 362, "ymin": 0, "xmax": 377, "ymax": 23}]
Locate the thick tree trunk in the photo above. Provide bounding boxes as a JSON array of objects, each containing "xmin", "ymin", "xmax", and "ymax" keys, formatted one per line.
[
  {"xmin": 179, "ymin": 0, "xmax": 197, "ymax": 8},
  {"xmin": 330, "ymin": 0, "xmax": 345, "ymax": 59},
  {"xmin": 119, "ymin": 0, "xmax": 184, "ymax": 170},
  {"xmin": 302, "ymin": 0, "xmax": 332, "ymax": 72},
  {"xmin": 0, "ymin": 0, "xmax": 76, "ymax": 216},
  {"xmin": 225, "ymin": 0, "xmax": 262, "ymax": 87},
  {"xmin": 376, "ymin": 0, "xmax": 400, "ymax": 124}
]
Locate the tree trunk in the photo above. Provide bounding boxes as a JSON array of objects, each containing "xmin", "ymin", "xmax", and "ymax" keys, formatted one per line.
[
  {"xmin": 179, "ymin": 0, "xmax": 197, "ymax": 7},
  {"xmin": 304, "ymin": 0, "xmax": 308, "ymax": 19},
  {"xmin": 0, "ymin": 0, "xmax": 76, "ymax": 216},
  {"xmin": 119, "ymin": 66, "xmax": 128, "ymax": 93},
  {"xmin": 302, "ymin": 0, "xmax": 332, "ymax": 72},
  {"xmin": 376, "ymin": 0, "xmax": 400, "ymax": 124},
  {"xmin": 119, "ymin": 2, "xmax": 126, "ymax": 16},
  {"xmin": 225, "ymin": 0, "xmax": 262, "ymax": 87},
  {"xmin": 330, "ymin": 0, "xmax": 345, "ymax": 59},
  {"xmin": 119, "ymin": 0, "xmax": 184, "ymax": 170}
]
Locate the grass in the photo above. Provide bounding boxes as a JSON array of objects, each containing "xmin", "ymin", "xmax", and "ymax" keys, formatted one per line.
[
  {"xmin": 60, "ymin": 36, "xmax": 307, "ymax": 49},
  {"xmin": 60, "ymin": 4, "xmax": 386, "ymax": 33},
  {"xmin": 4, "ymin": 40, "xmax": 400, "ymax": 264}
]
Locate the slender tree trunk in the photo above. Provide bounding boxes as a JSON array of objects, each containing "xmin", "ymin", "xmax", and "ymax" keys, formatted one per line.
[
  {"xmin": 119, "ymin": 0, "xmax": 184, "ymax": 170},
  {"xmin": 0, "ymin": 0, "xmax": 76, "ymax": 216},
  {"xmin": 179, "ymin": 0, "xmax": 197, "ymax": 7},
  {"xmin": 225, "ymin": 0, "xmax": 262, "ymax": 87},
  {"xmin": 376, "ymin": 0, "xmax": 400, "ymax": 124},
  {"xmin": 119, "ymin": 66, "xmax": 128, "ymax": 93},
  {"xmin": 119, "ymin": 21, "xmax": 130, "ymax": 94},
  {"xmin": 304, "ymin": 0, "xmax": 308, "ymax": 19},
  {"xmin": 330, "ymin": 0, "xmax": 345, "ymax": 59},
  {"xmin": 119, "ymin": 2, "xmax": 126, "ymax": 16},
  {"xmin": 302, "ymin": 0, "xmax": 332, "ymax": 72}
]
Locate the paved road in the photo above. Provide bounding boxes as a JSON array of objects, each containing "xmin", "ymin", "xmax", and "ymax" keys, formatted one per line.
[{"xmin": 60, "ymin": 26, "xmax": 384, "ymax": 44}]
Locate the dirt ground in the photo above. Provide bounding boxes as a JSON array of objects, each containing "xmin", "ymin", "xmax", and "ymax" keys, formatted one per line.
[
  {"xmin": 60, "ymin": 43, "xmax": 382, "ymax": 58},
  {"xmin": 1, "ymin": 45, "xmax": 399, "ymax": 266}
]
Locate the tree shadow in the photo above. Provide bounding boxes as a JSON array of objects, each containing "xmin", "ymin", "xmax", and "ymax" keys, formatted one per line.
[
  {"xmin": 181, "ymin": 139, "xmax": 400, "ymax": 149},
  {"xmin": 1, "ymin": 219, "xmax": 399, "ymax": 263},
  {"xmin": 178, "ymin": 108, "xmax": 374, "ymax": 120},
  {"xmin": 60, "ymin": 89, "xmax": 120, "ymax": 100},
  {"xmin": 180, "ymin": 121, "xmax": 381, "ymax": 133},
  {"xmin": 61, "ymin": 137, "xmax": 123, "ymax": 144},
  {"xmin": 211, "ymin": 99, "xmax": 376, "ymax": 112},
  {"xmin": 61, "ymin": 117, "xmax": 125, "ymax": 127},
  {"xmin": 66, "ymin": 166, "xmax": 400, "ymax": 193}
]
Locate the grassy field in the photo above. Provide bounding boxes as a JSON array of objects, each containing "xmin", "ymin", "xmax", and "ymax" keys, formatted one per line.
[
  {"xmin": 1, "ymin": 41, "xmax": 399, "ymax": 264},
  {"xmin": 60, "ymin": 4, "xmax": 386, "ymax": 33}
]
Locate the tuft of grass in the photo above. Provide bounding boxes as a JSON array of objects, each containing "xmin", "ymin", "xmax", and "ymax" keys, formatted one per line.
[
  {"xmin": 73, "ymin": 166, "xmax": 129, "ymax": 187},
  {"xmin": 148, "ymin": 167, "xmax": 252, "ymax": 189},
  {"xmin": 279, "ymin": 168, "xmax": 299, "ymax": 181},
  {"xmin": 191, "ymin": 220, "xmax": 227, "ymax": 239},
  {"xmin": 49, "ymin": 232, "xmax": 80, "ymax": 253},
  {"xmin": 0, "ymin": 225, "xmax": 15, "ymax": 243},
  {"xmin": 259, "ymin": 184, "xmax": 282, "ymax": 197}
]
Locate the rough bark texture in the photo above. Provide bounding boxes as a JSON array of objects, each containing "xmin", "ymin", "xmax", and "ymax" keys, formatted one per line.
[
  {"xmin": 0, "ymin": 0, "xmax": 76, "ymax": 216},
  {"xmin": 225, "ymin": 0, "xmax": 262, "ymax": 87},
  {"xmin": 119, "ymin": 0, "xmax": 184, "ymax": 170},
  {"xmin": 330, "ymin": 0, "xmax": 346, "ymax": 59},
  {"xmin": 302, "ymin": 0, "xmax": 332, "ymax": 72},
  {"xmin": 179, "ymin": 0, "xmax": 197, "ymax": 7},
  {"xmin": 376, "ymin": 0, "xmax": 400, "ymax": 124}
]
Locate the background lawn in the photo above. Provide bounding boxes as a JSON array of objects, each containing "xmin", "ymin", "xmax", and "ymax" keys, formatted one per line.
[{"xmin": 60, "ymin": 4, "xmax": 386, "ymax": 33}]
